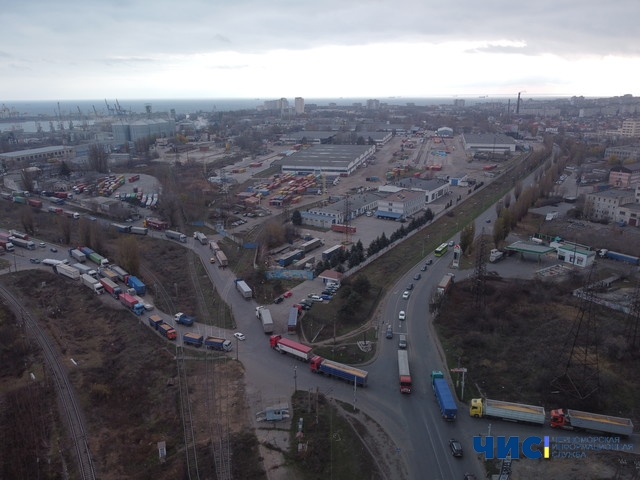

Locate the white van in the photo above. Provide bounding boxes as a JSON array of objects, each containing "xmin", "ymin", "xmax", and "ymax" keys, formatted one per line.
[
  {"xmin": 398, "ymin": 334, "xmax": 407, "ymax": 349},
  {"xmin": 42, "ymin": 258, "xmax": 63, "ymax": 266}
]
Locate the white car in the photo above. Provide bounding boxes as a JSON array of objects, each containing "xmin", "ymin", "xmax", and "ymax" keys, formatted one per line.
[
  {"xmin": 399, "ymin": 311, "xmax": 406, "ymax": 321},
  {"xmin": 402, "ymin": 290, "xmax": 411, "ymax": 299},
  {"xmin": 234, "ymin": 332, "xmax": 246, "ymax": 341}
]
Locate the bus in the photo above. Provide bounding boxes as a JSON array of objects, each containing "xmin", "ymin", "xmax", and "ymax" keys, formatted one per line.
[
  {"xmin": 434, "ymin": 243, "xmax": 448, "ymax": 257},
  {"xmin": 398, "ymin": 350, "xmax": 412, "ymax": 394}
]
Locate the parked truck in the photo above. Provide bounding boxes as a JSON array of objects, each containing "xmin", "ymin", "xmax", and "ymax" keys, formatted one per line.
[
  {"xmin": 69, "ymin": 248, "xmax": 87, "ymax": 262},
  {"xmin": 437, "ymin": 273, "xmax": 454, "ymax": 295},
  {"xmin": 174, "ymin": 312, "xmax": 195, "ymax": 326},
  {"xmin": 598, "ymin": 249, "xmax": 640, "ymax": 266},
  {"xmin": 11, "ymin": 237, "xmax": 36, "ymax": 250},
  {"xmin": 287, "ymin": 307, "xmax": 299, "ymax": 333},
  {"xmin": 489, "ymin": 249, "xmax": 504, "ymax": 263},
  {"xmin": 88, "ymin": 252, "xmax": 109, "ymax": 267},
  {"xmin": 309, "ymin": 356, "xmax": 368, "ymax": 387},
  {"xmin": 256, "ymin": 306, "xmax": 274, "ymax": 333},
  {"xmin": 215, "ymin": 250, "xmax": 228, "ymax": 268},
  {"xmin": 147, "ymin": 315, "xmax": 177, "ymax": 340},
  {"xmin": 204, "ymin": 336, "xmax": 233, "ymax": 351},
  {"xmin": 165, "ymin": 230, "xmax": 187, "ymax": 243},
  {"xmin": 133, "ymin": 295, "xmax": 153, "ymax": 311},
  {"xmin": 109, "ymin": 265, "xmax": 130, "ymax": 283},
  {"xmin": 27, "ymin": 199, "xmax": 43, "ymax": 208},
  {"xmin": 130, "ymin": 226, "xmax": 148, "ymax": 235},
  {"xmin": 194, "ymin": 231, "xmax": 208, "ymax": 245},
  {"xmin": 119, "ymin": 292, "xmax": 145, "ymax": 315},
  {"xmin": 235, "ymin": 279, "xmax": 253, "ymax": 299},
  {"xmin": 81, "ymin": 273, "xmax": 104, "ymax": 295},
  {"xmin": 183, "ymin": 332, "xmax": 204, "ymax": 347},
  {"xmin": 54, "ymin": 263, "xmax": 80, "ymax": 281},
  {"xmin": 431, "ymin": 371, "xmax": 457, "ymax": 421},
  {"xmin": 270, "ymin": 334, "xmax": 313, "ymax": 361},
  {"xmin": 0, "ymin": 239, "xmax": 14, "ymax": 252},
  {"xmin": 111, "ymin": 223, "xmax": 132, "ymax": 233},
  {"xmin": 99, "ymin": 278, "xmax": 122, "ymax": 298},
  {"xmin": 127, "ymin": 275, "xmax": 146, "ymax": 295},
  {"xmin": 72, "ymin": 263, "xmax": 97, "ymax": 277},
  {"xmin": 550, "ymin": 408, "xmax": 634, "ymax": 437},
  {"xmin": 470, "ymin": 398, "xmax": 546, "ymax": 425}
]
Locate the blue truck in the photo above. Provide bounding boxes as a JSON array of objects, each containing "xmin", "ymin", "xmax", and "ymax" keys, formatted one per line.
[
  {"xmin": 599, "ymin": 249, "xmax": 640, "ymax": 266},
  {"xmin": 309, "ymin": 355, "xmax": 368, "ymax": 387},
  {"xmin": 431, "ymin": 371, "xmax": 457, "ymax": 421},
  {"xmin": 127, "ymin": 275, "xmax": 146, "ymax": 295},
  {"xmin": 183, "ymin": 332, "xmax": 204, "ymax": 347},
  {"xmin": 174, "ymin": 312, "xmax": 195, "ymax": 326}
]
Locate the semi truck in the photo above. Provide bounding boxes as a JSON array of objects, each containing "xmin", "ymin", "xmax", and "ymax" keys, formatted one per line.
[
  {"xmin": 69, "ymin": 248, "xmax": 87, "ymax": 262},
  {"xmin": 194, "ymin": 231, "xmax": 208, "ymax": 245},
  {"xmin": 215, "ymin": 250, "xmax": 228, "ymax": 268},
  {"xmin": 147, "ymin": 315, "xmax": 177, "ymax": 340},
  {"xmin": 431, "ymin": 371, "xmax": 457, "ymax": 421},
  {"xmin": 235, "ymin": 279, "xmax": 253, "ymax": 299},
  {"xmin": 489, "ymin": 249, "xmax": 504, "ymax": 263},
  {"xmin": 81, "ymin": 273, "xmax": 104, "ymax": 295},
  {"xmin": 47, "ymin": 206, "xmax": 63, "ymax": 214},
  {"xmin": 165, "ymin": 230, "xmax": 187, "ymax": 243},
  {"xmin": 437, "ymin": 273, "xmax": 454, "ymax": 295},
  {"xmin": 144, "ymin": 217, "xmax": 169, "ymax": 230},
  {"xmin": 0, "ymin": 239, "xmax": 14, "ymax": 252},
  {"xmin": 270, "ymin": 335, "xmax": 313, "ymax": 361},
  {"xmin": 183, "ymin": 332, "xmax": 204, "ymax": 347},
  {"xmin": 398, "ymin": 350, "xmax": 412, "ymax": 394},
  {"xmin": 127, "ymin": 275, "xmax": 146, "ymax": 295},
  {"xmin": 111, "ymin": 223, "xmax": 132, "ymax": 233},
  {"xmin": 130, "ymin": 226, "xmax": 148, "ymax": 235},
  {"xmin": 287, "ymin": 307, "xmax": 299, "ymax": 333},
  {"xmin": 72, "ymin": 263, "xmax": 97, "ymax": 277},
  {"xmin": 99, "ymin": 268, "xmax": 119, "ymax": 283},
  {"xmin": 174, "ymin": 312, "xmax": 195, "ymax": 326},
  {"xmin": 309, "ymin": 356, "xmax": 368, "ymax": 387},
  {"xmin": 109, "ymin": 265, "xmax": 130, "ymax": 283},
  {"xmin": 88, "ymin": 252, "xmax": 109, "ymax": 267},
  {"xmin": 27, "ymin": 199, "xmax": 43, "ymax": 208},
  {"xmin": 100, "ymin": 278, "xmax": 122, "ymax": 298},
  {"xmin": 119, "ymin": 293, "xmax": 145, "ymax": 315},
  {"xmin": 550, "ymin": 408, "xmax": 634, "ymax": 437},
  {"xmin": 132, "ymin": 295, "xmax": 153, "ymax": 311},
  {"xmin": 204, "ymin": 336, "xmax": 233, "ymax": 351},
  {"xmin": 256, "ymin": 306, "xmax": 274, "ymax": 333},
  {"xmin": 11, "ymin": 237, "xmax": 36, "ymax": 250},
  {"xmin": 470, "ymin": 398, "xmax": 546, "ymax": 425},
  {"xmin": 54, "ymin": 263, "xmax": 80, "ymax": 281},
  {"xmin": 598, "ymin": 249, "xmax": 640, "ymax": 266}
]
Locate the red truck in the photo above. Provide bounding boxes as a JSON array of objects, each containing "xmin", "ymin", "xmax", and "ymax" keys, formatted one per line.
[
  {"xmin": 53, "ymin": 192, "xmax": 68, "ymax": 199},
  {"xmin": 269, "ymin": 335, "xmax": 313, "ymax": 362},
  {"xmin": 128, "ymin": 174, "xmax": 140, "ymax": 182},
  {"xmin": 27, "ymin": 199, "xmax": 43, "ymax": 208},
  {"xmin": 144, "ymin": 217, "xmax": 169, "ymax": 230},
  {"xmin": 331, "ymin": 224, "xmax": 356, "ymax": 234},
  {"xmin": 119, "ymin": 293, "xmax": 145, "ymax": 315}
]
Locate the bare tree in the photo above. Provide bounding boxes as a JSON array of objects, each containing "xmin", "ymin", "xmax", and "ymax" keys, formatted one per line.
[
  {"xmin": 57, "ymin": 216, "xmax": 72, "ymax": 245},
  {"xmin": 20, "ymin": 207, "xmax": 34, "ymax": 235},
  {"xmin": 20, "ymin": 169, "xmax": 36, "ymax": 193},
  {"xmin": 88, "ymin": 143, "xmax": 110, "ymax": 173}
]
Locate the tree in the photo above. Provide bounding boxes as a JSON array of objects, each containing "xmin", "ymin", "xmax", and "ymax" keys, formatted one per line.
[
  {"xmin": 459, "ymin": 222, "xmax": 475, "ymax": 254},
  {"xmin": 291, "ymin": 210, "xmax": 302, "ymax": 226},
  {"xmin": 118, "ymin": 237, "xmax": 141, "ymax": 275},
  {"xmin": 58, "ymin": 160, "xmax": 71, "ymax": 178},
  {"xmin": 88, "ymin": 143, "xmax": 109, "ymax": 173},
  {"xmin": 20, "ymin": 168, "xmax": 35, "ymax": 193}
]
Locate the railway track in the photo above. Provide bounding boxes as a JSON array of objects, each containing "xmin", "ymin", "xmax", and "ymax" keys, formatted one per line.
[{"xmin": 0, "ymin": 282, "xmax": 96, "ymax": 480}]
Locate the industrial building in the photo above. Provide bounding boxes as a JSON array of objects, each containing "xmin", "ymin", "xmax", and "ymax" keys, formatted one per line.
[
  {"xmin": 112, "ymin": 118, "xmax": 176, "ymax": 146},
  {"xmin": 390, "ymin": 177, "xmax": 450, "ymax": 204},
  {"xmin": 300, "ymin": 191, "xmax": 385, "ymax": 229},
  {"xmin": 609, "ymin": 162, "xmax": 640, "ymax": 187},
  {"xmin": 0, "ymin": 145, "xmax": 75, "ymax": 165},
  {"xmin": 585, "ymin": 188, "xmax": 636, "ymax": 223},
  {"xmin": 461, "ymin": 133, "xmax": 517, "ymax": 154},
  {"xmin": 272, "ymin": 144, "xmax": 376, "ymax": 177}
]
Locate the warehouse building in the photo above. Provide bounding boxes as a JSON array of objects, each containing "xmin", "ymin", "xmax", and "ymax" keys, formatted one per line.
[{"xmin": 272, "ymin": 144, "xmax": 376, "ymax": 177}]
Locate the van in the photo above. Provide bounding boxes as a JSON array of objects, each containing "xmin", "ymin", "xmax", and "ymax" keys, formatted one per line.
[{"xmin": 398, "ymin": 334, "xmax": 407, "ymax": 349}]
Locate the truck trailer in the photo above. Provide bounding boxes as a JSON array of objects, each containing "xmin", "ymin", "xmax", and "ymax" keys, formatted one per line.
[
  {"xmin": 127, "ymin": 275, "xmax": 146, "ymax": 295},
  {"xmin": 215, "ymin": 250, "xmax": 228, "ymax": 268},
  {"xmin": 81, "ymin": 273, "xmax": 104, "ymax": 295},
  {"xmin": 287, "ymin": 307, "xmax": 299, "ymax": 333},
  {"xmin": 398, "ymin": 350, "xmax": 412, "ymax": 394},
  {"xmin": 11, "ymin": 237, "xmax": 35, "ymax": 250},
  {"xmin": 88, "ymin": 252, "xmax": 109, "ymax": 267},
  {"xmin": 598, "ymin": 249, "xmax": 640, "ymax": 266},
  {"xmin": 72, "ymin": 263, "xmax": 97, "ymax": 277},
  {"xmin": 54, "ymin": 263, "xmax": 80, "ymax": 281},
  {"xmin": 309, "ymin": 356, "xmax": 368, "ymax": 387},
  {"xmin": 111, "ymin": 223, "xmax": 132, "ymax": 233},
  {"xmin": 256, "ymin": 306, "xmax": 274, "ymax": 333},
  {"xmin": 69, "ymin": 248, "xmax": 87, "ymax": 262},
  {"xmin": 437, "ymin": 274, "xmax": 454, "ymax": 295},
  {"xmin": 183, "ymin": 332, "xmax": 204, "ymax": 347},
  {"xmin": 174, "ymin": 312, "xmax": 195, "ymax": 326},
  {"xmin": 99, "ymin": 278, "xmax": 122, "ymax": 298},
  {"xmin": 270, "ymin": 335, "xmax": 313, "ymax": 361},
  {"xmin": 235, "ymin": 279, "xmax": 253, "ymax": 299},
  {"xmin": 194, "ymin": 231, "xmax": 208, "ymax": 245},
  {"xmin": 109, "ymin": 265, "xmax": 130, "ymax": 282},
  {"xmin": 431, "ymin": 371, "xmax": 457, "ymax": 421},
  {"xmin": 119, "ymin": 293, "xmax": 145, "ymax": 315},
  {"xmin": 204, "ymin": 336, "xmax": 233, "ymax": 351},
  {"xmin": 130, "ymin": 226, "xmax": 148, "ymax": 235},
  {"xmin": 165, "ymin": 230, "xmax": 187, "ymax": 243},
  {"xmin": 550, "ymin": 408, "xmax": 634, "ymax": 437},
  {"xmin": 470, "ymin": 398, "xmax": 546, "ymax": 425}
]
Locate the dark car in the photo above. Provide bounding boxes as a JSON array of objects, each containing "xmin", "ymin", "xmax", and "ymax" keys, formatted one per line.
[
  {"xmin": 426, "ymin": 259, "xmax": 433, "ymax": 265},
  {"xmin": 406, "ymin": 283, "xmax": 414, "ymax": 291},
  {"xmin": 463, "ymin": 474, "xmax": 477, "ymax": 480},
  {"xmin": 420, "ymin": 265, "xmax": 427, "ymax": 271},
  {"xmin": 50, "ymin": 247, "xmax": 58, "ymax": 252},
  {"xmin": 385, "ymin": 324, "xmax": 393, "ymax": 339},
  {"xmin": 449, "ymin": 439, "xmax": 463, "ymax": 457},
  {"xmin": 29, "ymin": 258, "xmax": 41, "ymax": 264},
  {"xmin": 413, "ymin": 273, "xmax": 421, "ymax": 280},
  {"xmin": 274, "ymin": 296, "xmax": 284, "ymax": 304}
]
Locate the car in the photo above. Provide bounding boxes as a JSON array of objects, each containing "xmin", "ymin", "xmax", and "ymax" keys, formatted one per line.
[
  {"xmin": 274, "ymin": 296, "xmax": 284, "ymax": 304},
  {"xmin": 420, "ymin": 265, "xmax": 427, "ymax": 271},
  {"xmin": 29, "ymin": 258, "xmax": 41, "ymax": 264},
  {"xmin": 406, "ymin": 283, "xmax": 414, "ymax": 291},
  {"xmin": 463, "ymin": 474, "xmax": 477, "ymax": 480},
  {"xmin": 449, "ymin": 439, "xmax": 463, "ymax": 457},
  {"xmin": 398, "ymin": 311, "xmax": 406, "ymax": 321},
  {"xmin": 385, "ymin": 325, "xmax": 393, "ymax": 339},
  {"xmin": 209, "ymin": 257, "xmax": 216, "ymax": 263},
  {"xmin": 309, "ymin": 296, "xmax": 323, "ymax": 303},
  {"xmin": 413, "ymin": 273, "xmax": 421, "ymax": 280},
  {"xmin": 426, "ymin": 259, "xmax": 433, "ymax": 265},
  {"xmin": 283, "ymin": 291, "xmax": 293, "ymax": 298},
  {"xmin": 50, "ymin": 247, "xmax": 58, "ymax": 252},
  {"xmin": 320, "ymin": 294, "xmax": 333, "ymax": 301},
  {"xmin": 233, "ymin": 332, "xmax": 246, "ymax": 341},
  {"xmin": 402, "ymin": 290, "xmax": 410, "ymax": 299},
  {"xmin": 321, "ymin": 290, "xmax": 333, "ymax": 296},
  {"xmin": 39, "ymin": 242, "xmax": 46, "ymax": 248},
  {"xmin": 300, "ymin": 304, "xmax": 312, "ymax": 310},
  {"xmin": 448, "ymin": 240, "xmax": 455, "ymax": 247},
  {"xmin": 485, "ymin": 218, "xmax": 491, "ymax": 223}
]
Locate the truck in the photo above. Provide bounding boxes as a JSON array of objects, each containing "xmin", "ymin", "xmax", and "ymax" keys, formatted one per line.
[
  {"xmin": 54, "ymin": 263, "xmax": 80, "ymax": 280},
  {"xmin": 144, "ymin": 217, "xmax": 169, "ymax": 230},
  {"xmin": 398, "ymin": 350, "xmax": 412, "ymax": 394},
  {"xmin": 489, "ymin": 249, "xmax": 504, "ymax": 263},
  {"xmin": 470, "ymin": 398, "xmax": 546, "ymax": 425},
  {"xmin": 148, "ymin": 314, "xmax": 164, "ymax": 329},
  {"xmin": 131, "ymin": 226, "xmax": 148, "ymax": 235},
  {"xmin": 183, "ymin": 332, "xmax": 204, "ymax": 347},
  {"xmin": 287, "ymin": 307, "xmax": 299, "ymax": 333},
  {"xmin": 48, "ymin": 206, "xmax": 63, "ymax": 214},
  {"xmin": 431, "ymin": 371, "xmax": 457, "ymax": 421},
  {"xmin": 165, "ymin": 230, "xmax": 187, "ymax": 243},
  {"xmin": 215, "ymin": 250, "xmax": 228, "ymax": 268},
  {"xmin": 99, "ymin": 278, "xmax": 122, "ymax": 298},
  {"xmin": 598, "ymin": 249, "xmax": 640, "ymax": 266},
  {"xmin": 256, "ymin": 306, "xmax": 274, "ymax": 334},
  {"xmin": 127, "ymin": 275, "xmax": 146, "ymax": 295},
  {"xmin": 111, "ymin": 223, "xmax": 132, "ymax": 233},
  {"xmin": 158, "ymin": 323, "xmax": 177, "ymax": 340},
  {"xmin": 99, "ymin": 268, "xmax": 119, "ymax": 283},
  {"xmin": 270, "ymin": 334, "xmax": 313, "ymax": 361},
  {"xmin": 330, "ymin": 224, "xmax": 356, "ymax": 234},
  {"xmin": 309, "ymin": 356, "xmax": 368, "ymax": 387},
  {"xmin": 204, "ymin": 336, "xmax": 233, "ymax": 351},
  {"xmin": 0, "ymin": 239, "xmax": 14, "ymax": 252},
  {"xmin": 194, "ymin": 231, "xmax": 208, "ymax": 245},
  {"xmin": 109, "ymin": 265, "xmax": 130, "ymax": 282},
  {"xmin": 78, "ymin": 246, "xmax": 95, "ymax": 257},
  {"xmin": 235, "ymin": 279, "xmax": 253, "ymax": 299},
  {"xmin": 133, "ymin": 295, "xmax": 153, "ymax": 311},
  {"xmin": 27, "ymin": 199, "xmax": 43, "ymax": 208},
  {"xmin": 11, "ymin": 237, "xmax": 36, "ymax": 250},
  {"xmin": 81, "ymin": 273, "xmax": 104, "ymax": 295},
  {"xmin": 174, "ymin": 312, "xmax": 195, "ymax": 326},
  {"xmin": 88, "ymin": 252, "xmax": 109, "ymax": 267},
  {"xmin": 72, "ymin": 263, "xmax": 97, "ymax": 277},
  {"xmin": 550, "ymin": 408, "xmax": 634, "ymax": 437},
  {"xmin": 63, "ymin": 211, "xmax": 80, "ymax": 219},
  {"xmin": 437, "ymin": 273, "xmax": 454, "ymax": 295},
  {"xmin": 69, "ymin": 248, "xmax": 87, "ymax": 262},
  {"xmin": 119, "ymin": 292, "xmax": 145, "ymax": 315}
]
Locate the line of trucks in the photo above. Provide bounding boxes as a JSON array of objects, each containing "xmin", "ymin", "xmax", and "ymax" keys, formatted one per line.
[
  {"xmin": 269, "ymin": 334, "xmax": 368, "ymax": 387},
  {"xmin": 0, "ymin": 229, "xmax": 35, "ymax": 250},
  {"xmin": 469, "ymin": 397, "xmax": 634, "ymax": 436},
  {"xmin": 146, "ymin": 315, "xmax": 233, "ymax": 351}
]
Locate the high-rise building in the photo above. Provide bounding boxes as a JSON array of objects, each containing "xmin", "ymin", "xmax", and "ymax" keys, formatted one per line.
[{"xmin": 295, "ymin": 97, "xmax": 305, "ymax": 115}]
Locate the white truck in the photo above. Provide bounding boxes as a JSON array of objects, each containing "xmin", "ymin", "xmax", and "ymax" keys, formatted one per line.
[
  {"xmin": 235, "ymin": 279, "xmax": 252, "ymax": 299},
  {"xmin": 81, "ymin": 273, "xmax": 104, "ymax": 295},
  {"xmin": 470, "ymin": 398, "xmax": 546, "ymax": 425},
  {"xmin": 165, "ymin": 230, "xmax": 187, "ymax": 243},
  {"xmin": 194, "ymin": 231, "xmax": 208, "ymax": 245},
  {"xmin": 489, "ymin": 249, "xmax": 504, "ymax": 263},
  {"xmin": 70, "ymin": 248, "xmax": 87, "ymax": 262},
  {"xmin": 55, "ymin": 263, "xmax": 80, "ymax": 280},
  {"xmin": 256, "ymin": 306, "xmax": 274, "ymax": 334},
  {"xmin": 72, "ymin": 263, "xmax": 97, "ymax": 277}
]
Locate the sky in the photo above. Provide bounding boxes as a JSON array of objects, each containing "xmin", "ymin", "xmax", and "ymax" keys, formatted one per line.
[{"xmin": 2, "ymin": 0, "xmax": 640, "ymax": 102}]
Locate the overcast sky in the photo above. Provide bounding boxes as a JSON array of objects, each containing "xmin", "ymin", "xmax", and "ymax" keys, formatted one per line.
[{"xmin": 2, "ymin": 0, "xmax": 639, "ymax": 101}]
